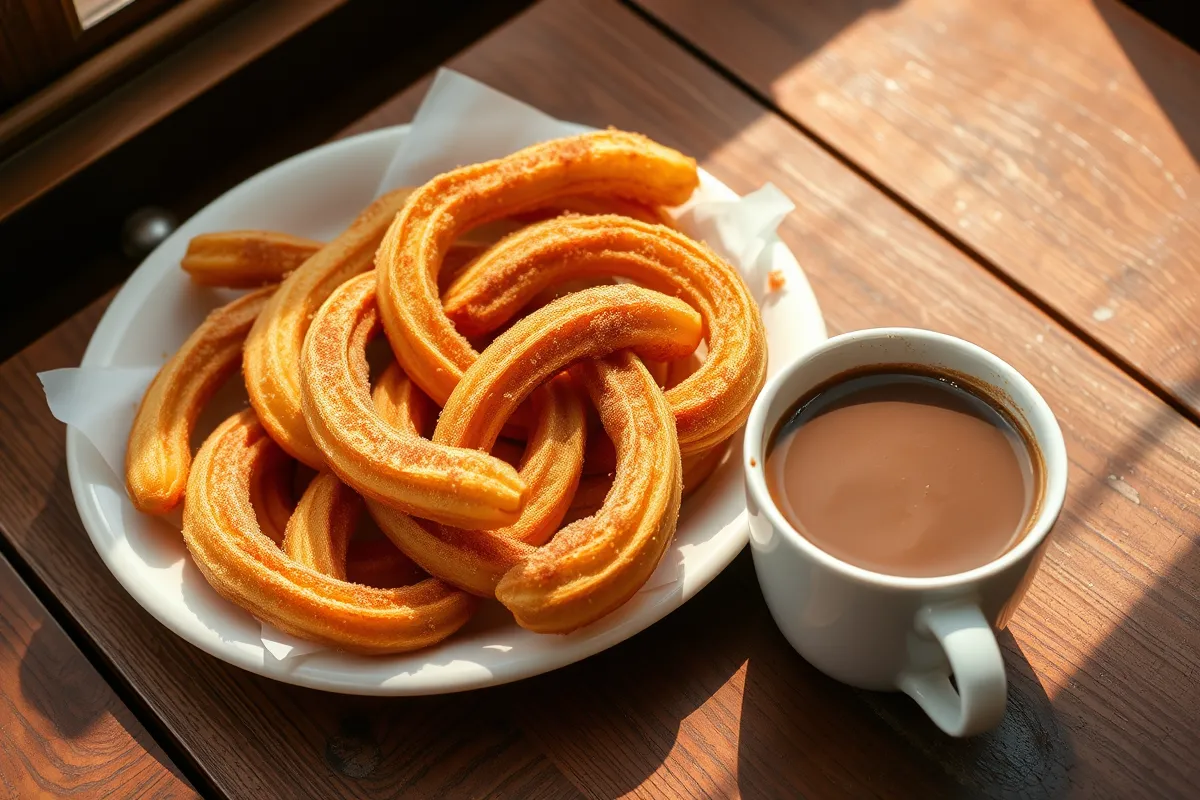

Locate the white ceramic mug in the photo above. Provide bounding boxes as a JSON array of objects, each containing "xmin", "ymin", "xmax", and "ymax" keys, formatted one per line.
[{"xmin": 744, "ymin": 328, "xmax": 1068, "ymax": 737}]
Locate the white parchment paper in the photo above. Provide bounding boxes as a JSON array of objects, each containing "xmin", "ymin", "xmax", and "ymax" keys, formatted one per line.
[{"xmin": 40, "ymin": 68, "xmax": 795, "ymax": 659}]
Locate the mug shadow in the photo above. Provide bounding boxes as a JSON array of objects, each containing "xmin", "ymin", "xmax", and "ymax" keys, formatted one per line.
[{"xmin": 736, "ymin": 589, "xmax": 1074, "ymax": 799}]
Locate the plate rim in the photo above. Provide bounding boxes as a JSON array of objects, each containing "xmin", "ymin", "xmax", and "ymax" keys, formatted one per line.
[{"xmin": 65, "ymin": 122, "xmax": 827, "ymax": 695}]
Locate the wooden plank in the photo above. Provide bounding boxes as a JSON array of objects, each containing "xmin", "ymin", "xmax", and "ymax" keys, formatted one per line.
[
  {"xmin": 0, "ymin": 549, "xmax": 196, "ymax": 798},
  {"xmin": 636, "ymin": 0, "xmax": 1200, "ymax": 418},
  {"xmin": 0, "ymin": 0, "xmax": 1196, "ymax": 796}
]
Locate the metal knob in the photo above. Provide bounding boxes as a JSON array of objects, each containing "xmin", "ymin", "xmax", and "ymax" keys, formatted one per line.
[{"xmin": 121, "ymin": 207, "xmax": 178, "ymax": 259}]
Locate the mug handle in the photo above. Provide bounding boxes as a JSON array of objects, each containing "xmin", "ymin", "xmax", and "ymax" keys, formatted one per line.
[{"xmin": 897, "ymin": 603, "xmax": 1007, "ymax": 737}]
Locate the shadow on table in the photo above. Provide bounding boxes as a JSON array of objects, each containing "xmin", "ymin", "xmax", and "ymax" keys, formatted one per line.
[
  {"xmin": 1047, "ymin": 355, "xmax": 1200, "ymax": 791},
  {"xmin": 490, "ymin": 548, "xmax": 1072, "ymax": 798},
  {"xmin": 735, "ymin": 588, "xmax": 1072, "ymax": 799},
  {"xmin": 17, "ymin": 627, "xmax": 195, "ymax": 790},
  {"xmin": 498, "ymin": 552, "xmax": 760, "ymax": 798},
  {"xmin": 1096, "ymin": 0, "xmax": 1200, "ymax": 164}
]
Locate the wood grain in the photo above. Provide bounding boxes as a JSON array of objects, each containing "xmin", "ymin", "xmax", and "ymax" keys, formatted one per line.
[
  {"xmin": 0, "ymin": 0, "xmax": 1198, "ymax": 797},
  {"xmin": 0, "ymin": 549, "xmax": 195, "ymax": 798},
  {"xmin": 636, "ymin": 0, "xmax": 1200, "ymax": 418}
]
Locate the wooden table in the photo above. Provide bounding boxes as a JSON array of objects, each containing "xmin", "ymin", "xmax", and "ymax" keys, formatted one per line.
[{"xmin": 2, "ymin": 1, "xmax": 1197, "ymax": 797}]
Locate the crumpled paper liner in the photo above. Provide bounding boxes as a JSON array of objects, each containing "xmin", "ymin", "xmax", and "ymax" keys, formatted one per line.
[{"xmin": 40, "ymin": 68, "xmax": 795, "ymax": 661}]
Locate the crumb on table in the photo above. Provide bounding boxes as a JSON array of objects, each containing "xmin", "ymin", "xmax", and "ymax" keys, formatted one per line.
[{"xmin": 767, "ymin": 269, "xmax": 786, "ymax": 292}]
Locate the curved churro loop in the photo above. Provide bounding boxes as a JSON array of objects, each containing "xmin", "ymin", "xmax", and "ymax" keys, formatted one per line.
[
  {"xmin": 300, "ymin": 272, "xmax": 526, "ymax": 529},
  {"xmin": 376, "ymin": 131, "xmax": 699, "ymax": 406},
  {"xmin": 244, "ymin": 187, "xmax": 413, "ymax": 467},
  {"xmin": 496, "ymin": 352, "xmax": 683, "ymax": 633},
  {"xmin": 125, "ymin": 286, "xmax": 275, "ymax": 515},
  {"xmin": 438, "ymin": 374, "xmax": 586, "ymax": 548},
  {"xmin": 442, "ymin": 215, "xmax": 766, "ymax": 453},
  {"xmin": 250, "ymin": 440, "xmax": 294, "ymax": 544},
  {"xmin": 369, "ymin": 373, "xmax": 587, "ymax": 597},
  {"xmin": 182, "ymin": 410, "xmax": 475, "ymax": 654},
  {"xmin": 434, "ymin": 285, "xmax": 702, "ymax": 452},
  {"xmin": 371, "ymin": 286, "xmax": 697, "ymax": 597},
  {"xmin": 570, "ymin": 437, "xmax": 727, "ymax": 523},
  {"xmin": 281, "ymin": 472, "xmax": 359, "ymax": 580},
  {"xmin": 182, "ymin": 231, "xmax": 322, "ymax": 288}
]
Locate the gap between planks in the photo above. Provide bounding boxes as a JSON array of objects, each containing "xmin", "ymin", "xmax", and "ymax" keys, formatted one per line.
[{"xmin": 0, "ymin": 509, "xmax": 223, "ymax": 797}]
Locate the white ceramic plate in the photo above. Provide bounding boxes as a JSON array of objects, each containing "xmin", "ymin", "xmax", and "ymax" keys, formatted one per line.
[{"xmin": 66, "ymin": 125, "xmax": 826, "ymax": 695}]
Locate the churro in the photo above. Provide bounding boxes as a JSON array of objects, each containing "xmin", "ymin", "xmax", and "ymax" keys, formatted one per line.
[
  {"xmin": 182, "ymin": 410, "xmax": 475, "ymax": 653},
  {"xmin": 369, "ymin": 373, "xmax": 587, "ymax": 597},
  {"xmin": 375, "ymin": 131, "xmax": 699, "ymax": 406},
  {"xmin": 442, "ymin": 215, "xmax": 766, "ymax": 453},
  {"xmin": 182, "ymin": 231, "xmax": 322, "ymax": 288},
  {"xmin": 496, "ymin": 352, "xmax": 682, "ymax": 633},
  {"xmin": 299, "ymin": 272, "xmax": 527, "ymax": 528},
  {"xmin": 434, "ymin": 284, "xmax": 702, "ymax": 452},
  {"xmin": 244, "ymin": 188, "xmax": 413, "ymax": 467},
  {"xmin": 126, "ymin": 285, "xmax": 274, "ymax": 514},
  {"xmin": 371, "ymin": 285, "xmax": 698, "ymax": 598}
]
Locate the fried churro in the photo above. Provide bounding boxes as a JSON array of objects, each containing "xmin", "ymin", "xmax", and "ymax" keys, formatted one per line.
[
  {"xmin": 371, "ymin": 285, "xmax": 697, "ymax": 598},
  {"xmin": 369, "ymin": 373, "xmax": 587, "ymax": 597},
  {"xmin": 182, "ymin": 410, "xmax": 475, "ymax": 653},
  {"xmin": 376, "ymin": 131, "xmax": 699, "ymax": 406},
  {"xmin": 244, "ymin": 188, "xmax": 413, "ymax": 467},
  {"xmin": 182, "ymin": 231, "xmax": 322, "ymax": 288},
  {"xmin": 496, "ymin": 352, "xmax": 682, "ymax": 633},
  {"xmin": 300, "ymin": 272, "xmax": 527, "ymax": 529},
  {"xmin": 126, "ymin": 285, "xmax": 275, "ymax": 514},
  {"xmin": 442, "ymin": 215, "xmax": 765, "ymax": 453}
]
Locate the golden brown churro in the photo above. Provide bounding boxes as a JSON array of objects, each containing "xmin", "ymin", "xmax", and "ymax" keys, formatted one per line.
[
  {"xmin": 299, "ymin": 272, "xmax": 527, "ymax": 528},
  {"xmin": 181, "ymin": 231, "xmax": 322, "ymax": 288},
  {"xmin": 181, "ymin": 228, "xmax": 492, "ymax": 293},
  {"xmin": 249, "ymin": 440, "xmax": 294, "ymax": 544},
  {"xmin": 369, "ymin": 374, "xmax": 587, "ymax": 597},
  {"xmin": 434, "ymin": 285, "xmax": 702, "ymax": 451},
  {"xmin": 244, "ymin": 188, "xmax": 413, "ymax": 467},
  {"xmin": 442, "ymin": 215, "xmax": 766, "ymax": 453},
  {"xmin": 126, "ymin": 286, "xmax": 275, "ymax": 515},
  {"xmin": 496, "ymin": 352, "xmax": 683, "ymax": 633},
  {"xmin": 182, "ymin": 410, "xmax": 475, "ymax": 653},
  {"xmin": 281, "ymin": 472, "xmax": 360, "ymax": 580},
  {"xmin": 375, "ymin": 131, "xmax": 699, "ymax": 406},
  {"xmin": 140, "ymin": 127, "xmax": 770, "ymax": 653},
  {"xmin": 370, "ymin": 286, "xmax": 697, "ymax": 599}
]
